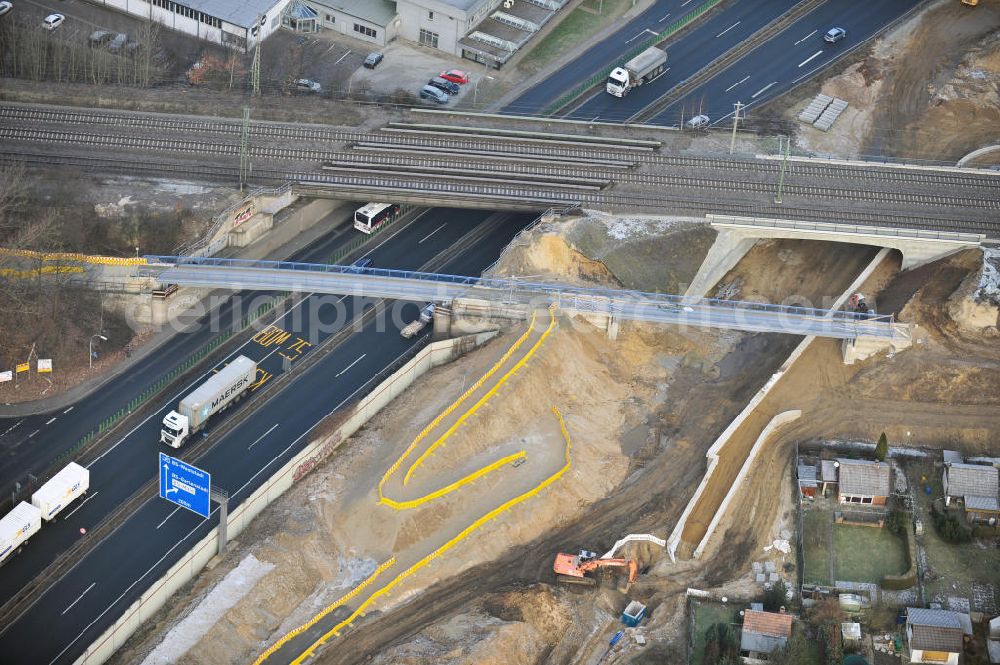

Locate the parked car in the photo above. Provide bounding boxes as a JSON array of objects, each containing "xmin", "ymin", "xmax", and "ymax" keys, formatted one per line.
[
  {"xmin": 107, "ymin": 33, "xmax": 128, "ymax": 52},
  {"xmin": 0, "ymin": 2, "xmax": 14, "ymax": 17},
  {"xmin": 42, "ymin": 13, "xmax": 64, "ymax": 30},
  {"xmin": 419, "ymin": 85, "xmax": 449, "ymax": 104},
  {"xmin": 685, "ymin": 114, "xmax": 710, "ymax": 129},
  {"xmin": 363, "ymin": 52, "xmax": 383, "ymax": 68},
  {"xmin": 295, "ymin": 78, "xmax": 322, "ymax": 93},
  {"xmin": 88, "ymin": 30, "xmax": 114, "ymax": 46},
  {"xmin": 439, "ymin": 69, "xmax": 469, "ymax": 84},
  {"xmin": 823, "ymin": 27, "xmax": 846, "ymax": 43},
  {"xmin": 428, "ymin": 76, "xmax": 460, "ymax": 95}
]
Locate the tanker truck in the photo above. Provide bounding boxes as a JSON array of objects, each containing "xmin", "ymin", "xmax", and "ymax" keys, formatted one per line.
[
  {"xmin": 160, "ymin": 355, "xmax": 257, "ymax": 448},
  {"xmin": 606, "ymin": 46, "xmax": 667, "ymax": 97}
]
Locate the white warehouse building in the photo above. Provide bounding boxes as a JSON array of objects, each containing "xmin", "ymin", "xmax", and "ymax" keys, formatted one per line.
[
  {"xmin": 92, "ymin": 0, "xmax": 565, "ymax": 63},
  {"xmin": 92, "ymin": 0, "xmax": 292, "ymax": 50}
]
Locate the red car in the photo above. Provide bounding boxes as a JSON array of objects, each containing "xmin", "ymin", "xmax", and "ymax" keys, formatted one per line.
[{"xmin": 439, "ymin": 70, "xmax": 469, "ymax": 85}]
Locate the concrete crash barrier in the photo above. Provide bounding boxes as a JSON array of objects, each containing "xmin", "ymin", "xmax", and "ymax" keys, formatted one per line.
[{"xmin": 74, "ymin": 332, "xmax": 498, "ymax": 665}]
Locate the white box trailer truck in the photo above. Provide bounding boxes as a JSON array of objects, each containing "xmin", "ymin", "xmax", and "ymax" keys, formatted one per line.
[
  {"xmin": 161, "ymin": 355, "xmax": 257, "ymax": 448},
  {"xmin": 606, "ymin": 47, "xmax": 667, "ymax": 97},
  {"xmin": 31, "ymin": 462, "xmax": 90, "ymax": 521},
  {"xmin": 0, "ymin": 502, "xmax": 42, "ymax": 564}
]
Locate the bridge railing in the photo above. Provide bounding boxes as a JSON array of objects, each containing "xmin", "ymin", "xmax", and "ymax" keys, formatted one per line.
[
  {"xmin": 145, "ymin": 255, "xmax": 896, "ymax": 328},
  {"xmin": 708, "ymin": 215, "xmax": 986, "ymax": 243}
]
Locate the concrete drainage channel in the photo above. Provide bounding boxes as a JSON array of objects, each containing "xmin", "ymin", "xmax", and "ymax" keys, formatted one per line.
[{"xmin": 666, "ymin": 247, "xmax": 902, "ymax": 561}]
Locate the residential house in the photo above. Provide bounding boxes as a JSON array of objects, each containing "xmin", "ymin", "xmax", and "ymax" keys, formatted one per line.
[
  {"xmin": 837, "ymin": 458, "xmax": 891, "ymax": 506},
  {"xmin": 943, "ymin": 463, "xmax": 999, "ymax": 523},
  {"xmin": 906, "ymin": 607, "xmax": 972, "ymax": 665},
  {"xmin": 740, "ymin": 608, "xmax": 792, "ymax": 663}
]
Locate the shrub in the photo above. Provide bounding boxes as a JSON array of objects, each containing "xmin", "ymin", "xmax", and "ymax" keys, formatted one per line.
[
  {"xmin": 930, "ymin": 504, "xmax": 972, "ymax": 543},
  {"xmin": 875, "ymin": 432, "xmax": 888, "ymax": 461},
  {"xmin": 763, "ymin": 580, "xmax": 788, "ymax": 612}
]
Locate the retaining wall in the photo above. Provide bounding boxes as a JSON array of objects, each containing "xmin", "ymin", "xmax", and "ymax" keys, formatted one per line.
[
  {"xmin": 667, "ymin": 248, "xmax": 894, "ymax": 561},
  {"xmin": 74, "ymin": 331, "xmax": 497, "ymax": 665}
]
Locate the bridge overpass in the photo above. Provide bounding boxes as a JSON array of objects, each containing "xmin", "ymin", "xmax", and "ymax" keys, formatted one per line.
[{"xmin": 142, "ymin": 256, "xmax": 907, "ymax": 342}]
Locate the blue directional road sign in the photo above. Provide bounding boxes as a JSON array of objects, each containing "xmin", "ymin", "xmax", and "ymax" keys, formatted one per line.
[{"xmin": 158, "ymin": 453, "xmax": 211, "ymax": 519}]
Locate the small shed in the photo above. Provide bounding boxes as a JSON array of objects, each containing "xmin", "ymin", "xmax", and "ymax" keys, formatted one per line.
[
  {"xmin": 820, "ymin": 460, "xmax": 839, "ymax": 495},
  {"xmin": 965, "ymin": 495, "xmax": 1000, "ymax": 525},
  {"xmin": 798, "ymin": 463, "xmax": 818, "ymax": 497},
  {"xmin": 837, "ymin": 459, "xmax": 892, "ymax": 505},
  {"xmin": 842, "ymin": 622, "xmax": 862, "ymax": 644},
  {"xmin": 943, "ymin": 463, "xmax": 998, "ymax": 506},
  {"xmin": 943, "ymin": 450, "xmax": 964, "ymax": 465}
]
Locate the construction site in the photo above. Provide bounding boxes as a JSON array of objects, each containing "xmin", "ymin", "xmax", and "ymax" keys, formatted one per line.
[{"xmin": 0, "ymin": 0, "xmax": 998, "ymax": 664}]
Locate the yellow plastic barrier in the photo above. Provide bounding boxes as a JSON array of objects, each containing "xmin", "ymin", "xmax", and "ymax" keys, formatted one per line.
[
  {"xmin": 287, "ymin": 406, "xmax": 573, "ymax": 665},
  {"xmin": 249, "ymin": 557, "xmax": 396, "ymax": 665},
  {"xmin": 401, "ymin": 305, "xmax": 557, "ymax": 488},
  {"xmin": 375, "ymin": 310, "xmax": 539, "ymax": 500},
  {"xmin": 253, "ymin": 307, "xmax": 566, "ymax": 665},
  {"xmin": 0, "ymin": 265, "xmax": 85, "ymax": 278},
  {"xmin": 0, "ymin": 247, "xmax": 148, "ymax": 266}
]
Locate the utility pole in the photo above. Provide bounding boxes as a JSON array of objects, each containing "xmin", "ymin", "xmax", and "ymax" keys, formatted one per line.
[
  {"xmin": 729, "ymin": 101, "xmax": 744, "ymax": 155},
  {"xmin": 250, "ymin": 26, "xmax": 262, "ymax": 97},
  {"xmin": 774, "ymin": 136, "xmax": 790, "ymax": 204},
  {"xmin": 239, "ymin": 107, "xmax": 251, "ymax": 192}
]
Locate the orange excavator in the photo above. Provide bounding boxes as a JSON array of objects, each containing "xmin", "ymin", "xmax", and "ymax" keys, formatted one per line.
[{"xmin": 553, "ymin": 550, "xmax": 638, "ymax": 588}]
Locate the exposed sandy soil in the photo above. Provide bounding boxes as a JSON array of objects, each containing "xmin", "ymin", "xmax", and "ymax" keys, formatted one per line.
[{"xmin": 790, "ymin": 0, "xmax": 1000, "ymax": 162}]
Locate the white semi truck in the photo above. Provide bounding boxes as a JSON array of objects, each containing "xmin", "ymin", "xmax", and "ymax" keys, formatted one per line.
[
  {"xmin": 161, "ymin": 355, "xmax": 257, "ymax": 448},
  {"xmin": 31, "ymin": 462, "xmax": 90, "ymax": 521},
  {"xmin": 606, "ymin": 46, "xmax": 667, "ymax": 97},
  {"xmin": 0, "ymin": 502, "xmax": 42, "ymax": 565}
]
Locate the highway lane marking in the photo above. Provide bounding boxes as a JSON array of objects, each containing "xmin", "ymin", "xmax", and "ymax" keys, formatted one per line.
[
  {"xmin": 625, "ymin": 28, "xmax": 656, "ymax": 44},
  {"xmin": 156, "ymin": 506, "xmax": 181, "ymax": 530},
  {"xmin": 657, "ymin": 11, "xmax": 670, "ymax": 22},
  {"xmin": 798, "ymin": 50, "xmax": 823, "ymax": 68},
  {"xmin": 725, "ymin": 75, "xmax": 750, "ymax": 92},
  {"xmin": 62, "ymin": 491, "xmax": 99, "ymax": 519},
  {"xmin": 794, "ymin": 29, "xmax": 817, "ymax": 46},
  {"xmin": 29, "ymin": 429, "xmax": 39, "ymax": 438},
  {"xmin": 61, "ymin": 583, "xmax": 96, "ymax": 616},
  {"xmin": 63, "ymin": 406, "xmax": 74, "ymax": 414},
  {"xmin": 680, "ymin": 0, "xmax": 692, "ymax": 6},
  {"xmin": 1, "ymin": 419, "xmax": 23, "ymax": 437},
  {"xmin": 333, "ymin": 49, "xmax": 352, "ymax": 65},
  {"xmin": 751, "ymin": 81, "xmax": 778, "ymax": 98},
  {"xmin": 248, "ymin": 423, "xmax": 279, "ymax": 450},
  {"xmin": 231, "ymin": 345, "xmax": 417, "ymax": 502},
  {"xmin": 45, "ymin": 417, "xmax": 57, "ymax": 425},
  {"xmin": 418, "ymin": 223, "xmax": 447, "ymax": 244},
  {"xmin": 335, "ymin": 354, "xmax": 367, "ymax": 377},
  {"xmin": 49, "ymin": 505, "xmax": 221, "ymax": 665},
  {"xmin": 88, "ymin": 296, "xmax": 316, "ymax": 466},
  {"xmin": 716, "ymin": 20, "xmax": 740, "ymax": 38},
  {"xmin": 88, "ymin": 208, "xmax": 431, "ymax": 465}
]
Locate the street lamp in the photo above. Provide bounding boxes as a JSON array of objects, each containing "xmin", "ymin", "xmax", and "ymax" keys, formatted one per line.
[
  {"xmin": 89, "ymin": 334, "xmax": 108, "ymax": 369},
  {"xmin": 473, "ymin": 74, "xmax": 495, "ymax": 106}
]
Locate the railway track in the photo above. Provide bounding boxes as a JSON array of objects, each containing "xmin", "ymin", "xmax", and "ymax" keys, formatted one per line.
[
  {"xmin": 4, "ymin": 103, "xmax": 999, "ymax": 194},
  {"xmin": 4, "ymin": 125, "xmax": 995, "ymax": 212}
]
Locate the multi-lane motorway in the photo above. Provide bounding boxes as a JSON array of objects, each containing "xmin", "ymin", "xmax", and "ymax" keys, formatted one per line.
[
  {"xmin": 0, "ymin": 208, "xmax": 537, "ymax": 664},
  {"xmin": 504, "ymin": 0, "xmax": 916, "ymax": 124}
]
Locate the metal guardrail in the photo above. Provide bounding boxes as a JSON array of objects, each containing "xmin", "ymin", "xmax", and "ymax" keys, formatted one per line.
[
  {"xmin": 144, "ymin": 255, "xmax": 897, "ymax": 328},
  {"xmin": 707, "ymin": 215, "xmax": 987, "ymax": 243}
]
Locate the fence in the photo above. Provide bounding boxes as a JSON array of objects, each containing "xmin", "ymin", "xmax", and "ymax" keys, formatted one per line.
[{"xmin": 540, "ymin": 0, "xmax": 721, "ymax": 115}]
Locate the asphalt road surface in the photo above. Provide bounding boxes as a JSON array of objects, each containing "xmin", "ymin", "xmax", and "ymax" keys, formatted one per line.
[
  {"xmin": 0, "ymin": 214, "xmax": 358, "ymax": 505},
  {"xmin": 0, "ymin": 209, "xmax": 535, "ymax": 665},
  {"xmin": 504, "ymin": 0, "xmax": 915, "ymax": 124}
]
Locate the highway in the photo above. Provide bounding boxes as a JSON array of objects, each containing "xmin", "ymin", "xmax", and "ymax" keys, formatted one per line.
[
  {"xmin": 0, "ymin": 217, "xmax": 363, "ymax": 510},
  {"xmin": 503, "ymin": 0, "xmax": 915, "ymax": 123},
  {"xmin": 647, "ymin": 0, "xmax": 915, "ymax": 125},
  {"xmin": 0, "ymin": 209, "xmax": 537, "ymax": 664}
]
